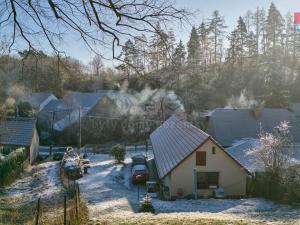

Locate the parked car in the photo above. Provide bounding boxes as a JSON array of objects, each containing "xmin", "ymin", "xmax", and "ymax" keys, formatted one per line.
[
  {"xmin": 131, "ymin": 164, "xmax": 149, "ymax": 184},
  {"xmin": 131, "ymin": 154, "xmax": 147, "ymax": 166}
]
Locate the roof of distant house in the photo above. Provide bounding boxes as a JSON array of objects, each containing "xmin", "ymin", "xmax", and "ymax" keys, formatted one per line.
[
  {"xmin": 0, "ymin": 117, "xmax": 36, "ymax": 146},
  {"xmin": 227, "ymin": 138, "xmax": 300, "ymax": 173},
  {"xmin": 206, "ymin": 108, "xmax": 300, "ymax": 147},
  {"xmin": 150, "ymin": 115, "xmax": 249, "ymax": 179},
  {"xmin": 19, "ymin": 92, "xmax": 56, "ymax": 109}
]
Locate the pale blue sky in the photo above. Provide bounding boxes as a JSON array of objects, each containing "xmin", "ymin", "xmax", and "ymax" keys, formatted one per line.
[{"xmin": 60, "ymin": 0, "xmax": 300, "ymax": 65}]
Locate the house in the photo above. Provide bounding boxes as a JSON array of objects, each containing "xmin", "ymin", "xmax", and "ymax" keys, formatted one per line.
[
  {"xmin": 205, "ymin": 107, "xmax": 300, "ymax": 147},
  {"xmin": 37, "ymin": 90, "xmax": 141, "ymax": 144},
  {"xmin": 0, "ymin": 117, "xmax": 39, "ymax": 164},
  {"xmin": 38, "ymin": 90, "xmax": 137, "ymax": 132},
  {"xmin": 19, "ymin": 92, "xmax": 57, "ymax": 112},
  {"xmin": 150, "ymin": 115, "xmax": 250, "ymax": 199}
]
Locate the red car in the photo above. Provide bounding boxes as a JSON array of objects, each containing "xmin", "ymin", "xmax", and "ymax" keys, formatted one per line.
[{"xmin": 131, "ymin": 164, "xmax": 149, "ymax": 184}]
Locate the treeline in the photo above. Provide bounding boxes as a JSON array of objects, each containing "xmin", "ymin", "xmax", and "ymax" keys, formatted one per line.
[
  {"xmin": 1, "ymin": 3, "xmax": 300, "ymax": 114},
  {"xmin": 117, "ymin": 3, "xmax": 300, "ymax": 112}
]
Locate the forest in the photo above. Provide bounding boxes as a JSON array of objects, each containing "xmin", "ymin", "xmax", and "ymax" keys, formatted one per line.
[{"xmin": 0, "ymin": 2, "xmax": 299, "ymax": 115}]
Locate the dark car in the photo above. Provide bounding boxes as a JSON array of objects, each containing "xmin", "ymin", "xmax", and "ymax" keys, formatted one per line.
[
  {"xmin": 131, "ymin": 154, "xmax": 147, "ymax": 166},
  {"xmin": 131, "ymin": 164, "xmax": 149, "ymax": 184}
]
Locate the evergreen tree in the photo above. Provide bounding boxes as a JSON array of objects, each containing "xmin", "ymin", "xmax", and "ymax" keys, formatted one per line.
[
  {"xmin": 187, "ymin": 26, "xmax": 200, "ymax": 67},
  {"xmin": 227, "ymin": 17, "xmax": 248, "ymax": 64},
  {"xmin": 117, "ymin": 39, "xmax": 137, "ymax": 80},
  {"xmin": 208, "ymin": 11, "xmax": 227, "ymax": 65},
  {"xmin": 266, "ymin": 3, "xmax": 284, "ymax": 56},
  {"xmin": 198, "ymin": 22, "xmax": 210, "ymax": 68},
  {"xmin": 173, "ymin": 40, "xmax": 186, "ymax": 67}
]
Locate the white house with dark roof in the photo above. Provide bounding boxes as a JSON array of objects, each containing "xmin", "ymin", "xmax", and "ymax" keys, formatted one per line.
[
  {"xmin": 150, "ymin": 115, "xmax": 250, "ymax": 199},
  {"xmin": 38, "ymin": 90, "xmax": 138, "ymax": 132},
  {"xmin": 19, "ymin": 92, "xmax": 57, "ymax": 112},
  {"xmin": 0, "ymin": 117, "xmax": 39, "ymax": 164}
]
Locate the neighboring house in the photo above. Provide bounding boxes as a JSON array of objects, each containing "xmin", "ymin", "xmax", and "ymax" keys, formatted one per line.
[
  {"xmin": 37, "ymin": 90, "xmax": 141, "ymax": 144},
  {"xmin": 227, "ymin": 138, "xmax": 300, "ymax": 173},
  {"xmin": 19, "ymin": 92, "xmax": 57, "ymax": 112},
  {"xmin": 205, "ymin": 107, "xmax": 300, "ymax": 147},
  {"xmin": 0, "ymin": 117, "xmax": 39, "ymax": 164},
  {"xmin": 150, "ymin": 115, "xmax": 250, "ymax": 199}
]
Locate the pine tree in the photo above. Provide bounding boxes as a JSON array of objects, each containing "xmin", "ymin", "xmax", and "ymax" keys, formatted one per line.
[
  {"xmin": 227, "ymin": 17, "xmax": 248, "ymax": 64},
  {"xmin": 266, "ymin": 3, "xmax": 284, "ymax": 56},
  {"xmin": 117, "ymin": 39, "xmax": 137, "ymax": 80},
  {"xmin": 173, "ymin": 40, "xmax": 186, "ymax": 67},
  {"xmin": 187, "ymin": 26, "xmax": 200, "ymax": 67},
  {"xmin": 208, "ymin": 11, "xmax": 227, "ymax": 65},
  {"xmin": 198, "ymin": 22, "xmax": 210, "ymax": 68}
]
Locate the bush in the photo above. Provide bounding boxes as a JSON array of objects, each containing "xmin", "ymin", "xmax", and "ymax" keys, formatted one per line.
[
  {"xmin": 139, "ymin": 194, "xmax": 155, "ymax": 213},
  {"xmin": 18, "ymin": 101, "xmax": 32, "ymax": 117},
  {"xmin": 53, "ymin": 152, "xmax": 64, "ymax": 161},
  {"xmin": 0, "ymin": 148, "xmax": 27, "ymax": 186},
  {"xmin": 281, "ymin": 168, "xmax": 300, "ymax": 204},
  {"xmin": 110, "ymin": 144, "xmax": 125, "ymax": 164}
]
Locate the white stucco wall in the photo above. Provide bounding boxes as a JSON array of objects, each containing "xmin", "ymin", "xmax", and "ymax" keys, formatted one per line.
[{"xmin": 163, "ymin": 139, "xmax": 247, "ymax": 198}]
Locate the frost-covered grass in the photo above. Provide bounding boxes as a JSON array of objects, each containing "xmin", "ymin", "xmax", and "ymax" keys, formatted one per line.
[{"xmin": 78, "ymin": 152, "xmax": 300, "ymax": 225}]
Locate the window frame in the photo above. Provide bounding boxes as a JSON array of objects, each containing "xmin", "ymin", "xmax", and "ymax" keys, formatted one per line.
[{"xmin": 196, "ymin": 172, "xmax": 219, "ymax": 189}]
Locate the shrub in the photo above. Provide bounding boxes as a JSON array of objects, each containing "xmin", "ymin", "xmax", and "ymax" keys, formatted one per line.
[
  {"xmin": 281, "ymin": 168, "xmax": 300, "ymax": 204},
  {"xmin": 110, "ymin": 144, "xmax": 125, "ymax": 164},
  {"xmin": 53, "ymin": 152, "xmax": 64, "ymax": 161},
  {"xmin": 0, "ymin": 148, "xmax": 27, "ymax": 186},
  {"xmin": 18, "ymin": 101, "xmax": 32, "ymax": 117},
  {"xmin": 139, "ymin": 194, "xmax": 155, "ymax": 213}
]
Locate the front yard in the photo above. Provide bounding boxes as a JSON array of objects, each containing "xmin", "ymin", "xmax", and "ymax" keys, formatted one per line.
[{"xmin": 77, "ymin": 149, "xmax": 300, "ymax": 225}]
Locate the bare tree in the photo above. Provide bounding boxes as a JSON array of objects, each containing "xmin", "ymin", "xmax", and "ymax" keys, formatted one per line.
[
  {"xmin": 249, "ymin": 121, "xmax": 294, "ymax": 174},
  {"xmin": 90, "ymin": 54, "xmax": 103, "ymax": 78},
  {"xmin": 0, "ymin": 0, "xmax": 188, "ymax": 59}
]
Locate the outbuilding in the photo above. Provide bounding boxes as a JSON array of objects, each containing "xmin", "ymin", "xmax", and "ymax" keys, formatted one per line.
[
  {"xmin": 0, "ymin": 117, "xmax": 39, "ymax": 164},
  {"xmin": 150, "ymin": 115, "xmax": 250, "ymax": 199}
]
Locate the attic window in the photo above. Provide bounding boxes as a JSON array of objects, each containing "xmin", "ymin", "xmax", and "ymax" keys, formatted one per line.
[
  {"xmin": 212, "ymin": 147, "xmax": 216, "ymax": 155},
  {"xmin": 196, "ymin": 151, "xmax": 206, "ymax": 166}
]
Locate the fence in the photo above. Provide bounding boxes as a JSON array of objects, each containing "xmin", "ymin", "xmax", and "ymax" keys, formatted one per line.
[{"xmin": 34, "ymin": 183, "xmax": 84, "ymax": 225}]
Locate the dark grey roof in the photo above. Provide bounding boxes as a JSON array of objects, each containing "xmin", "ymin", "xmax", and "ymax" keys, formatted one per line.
[
  {"xmin": 19, "ymin": 92, "xmax": 54, "ymax": 109},
  {"xmin": 0, "ymin": 117, "xmax": 36, "ymax": 146},
  {"xmin": 227, "ymin": 139, "xmax": 262, "ymax": 173},
  {"xmin": 227, "ymin": 139, "xmax": 300, "ymax": 173},
  {"xmin": 206, "ymin": 108, "xmax": 300, "ymax": 147},
  {"xmin": 150, "ymin": 115, "xmax": 210, "ymax": 179}
]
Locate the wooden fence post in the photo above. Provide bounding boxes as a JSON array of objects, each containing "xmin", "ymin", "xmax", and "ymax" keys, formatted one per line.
[
  {"xmin": 75, "ymin": 185, "xmax": 79, "ymax": 222},
  {"xmin": 35, "ymin": 197, "xmax": 41, "ymax": 225},
  {"xmin": 64, "ymin": 195, "xmax": 67, "ymax": 225},
  {"xmin": 77, "ymin": 183, "xmax": 80, "ymax": 203}
]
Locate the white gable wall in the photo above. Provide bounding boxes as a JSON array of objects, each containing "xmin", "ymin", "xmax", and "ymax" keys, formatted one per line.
[
  {"xmin": 165, "ymin": 139, "xmax": 247, "ymax": 198},
  {"xmin": 39, "ymin": 95, "xmax": 57, "ymax": 111}
]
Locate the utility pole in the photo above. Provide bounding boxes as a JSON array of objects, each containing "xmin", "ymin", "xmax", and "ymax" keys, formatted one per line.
[
  {"xmin": 78, "ymin": 107, "xmax": 81, "ymax": 152},
  {"xmin": 50, "ymin": 110, "xmax": 56, "ymax": 156}
]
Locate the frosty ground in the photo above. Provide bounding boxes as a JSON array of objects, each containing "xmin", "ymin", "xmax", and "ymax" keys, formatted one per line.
[
  {"xmin": 78, "ymin": 151, "xmax": 300, "ymax": 225},
  {"xmin": 0, "ymin": 161, "xmax": 65, "ymax": 224}
]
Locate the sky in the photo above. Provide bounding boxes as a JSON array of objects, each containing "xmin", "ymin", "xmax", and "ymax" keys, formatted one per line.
[{"xmin": 58, "ymin": 0, "xmax": 300, "ymax": 65}]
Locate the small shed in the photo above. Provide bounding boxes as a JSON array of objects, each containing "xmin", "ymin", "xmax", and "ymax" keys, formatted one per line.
[
  {"xmin": 0, "ymin": 117, "xmax": 39, "ymax": 164},
  {"xmin": 150, "ymin": 115, "xmax": 250, "ymax": 199}
]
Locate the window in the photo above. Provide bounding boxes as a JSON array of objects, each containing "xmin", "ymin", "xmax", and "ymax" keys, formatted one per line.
[
  {"xmin": 197, "ymin": 172, "xmax": 219, "ymax": 189},
  {"xmin": 196, "ymin": 151, "xmax": 206, "ymax": 166},
  {"xmin": 212, "ymin": 146, "xmax": 216, "ymax": 154}
]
